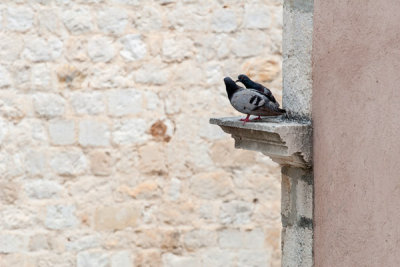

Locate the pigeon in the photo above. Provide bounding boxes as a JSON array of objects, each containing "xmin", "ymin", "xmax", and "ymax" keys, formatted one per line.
[
  {"xmin": 224, "ymin": 77, "xmax": 285, "ymax": 124},
  {"xmin": 236, "ymin": 74, "xmax": 278, "ymax": 104}
]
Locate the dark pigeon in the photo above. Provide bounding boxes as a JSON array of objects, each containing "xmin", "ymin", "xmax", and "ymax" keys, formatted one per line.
[
  {"xmin": 224, "ymin": 77, "xmax": 285, "ymax": 124},
  {"xmin": 236, "ymin": 74, "xmax": 278, "ymax": 104}
]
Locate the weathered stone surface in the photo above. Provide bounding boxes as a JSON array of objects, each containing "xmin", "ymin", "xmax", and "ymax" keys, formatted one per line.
[
  {"xmin": 107, "ymin": 89, "xmax": 142, "ymax": 116},
  {"xmin": 202, "ymin": 248, "xmax": 236, "ymax": 267},
  {"xmin": 162, "ymin": 253, "xmax": 201, "ymax": 267},
  {"xmin": 31, "ymin": 63, "xmax": 55, "ymax": 91},
  {"xmin": 89, "ymin": 150, "xmax": 113, "ymax": 176},
  {"xmin": 190, "ymin": 171, "xmax": 233, "ymax": 199},
  {"xmin": 138, "ymin": 143, "xmax": 167, "ymax": 174},
  {"xmin": 79, "ymin": 119, "xmax": 110, "ymax": 147},
  {"xmin": 94, "ymin": 205, "xmax": 139, "ymax": 230},
  {"xmin": 88, "ymin": 36, "xmax": 115, "ymax": 62},
  {"xmin": 77, "ymin": 250, "xmax": 110, "ymax": 267},
  {"xmin": 111, "ymin": 251, "xmax": 133, "ymax": 267},
  {"xmin": 45, "ymin": 204, "xmax": 78, "ymax": 230},
  {"xmin": 50, "ymin": 150, "xmax": 87, "ymax": 176},
  {"xmin": 33, "ymin": 93, "xmax": 65, "ymax": 118},
  {"xmin": 1, "ymin": 1, "xmax": 283, "ymax": 265},
  {"xmin": 0, "ymin": 233, "xmax": 29, "ymax": 253},
  {"xmin": 70, "ymin": 92, "xmax": 105, "ymax": 115},
  {"xmin": 63, "ymin": 7, "xmax": 93, "ymax": 34},
  {"xmin": 0, "ymin": 182, "xmax": 19, "ymax": 204},
  {"xmin": 25, "ymin": 180, "xmax": 62, "ymax": 199},
  {"xmin": 220, "ymin": 200, "xmax": 253, "ymax": 225},
  {"xmin": 162, "ymin": 37, "xmax": 193, "ymax": 62},
  {"xmin": 97, "ymin": 8, "xmax": 128, "ymax": 35},
  {"xmin": 6, "ymin": 7, "xmax": 34, "ymax": 32},
  {"xmin": 244, "ymin": 4, "xmax": 271, "ymax": 29},
  {"xmin": 184, "ymin": 229, "xmax": 217, "ymax": 250},
  {"xmin": 23, "ymin": 36, "xmax": 63, "ymax": 62},
  {"xmin": 49, "ymin": 119, "xmax": 75, "ymax": 145},
  {"xmin": 0, "ymin": 65, "xmax": 12, "ymax": 88},
  {"xmin": 212, "ymin": 9, "xmax": 237, "ymax": 32},
  {"xmin": 112, "ymin": 119, "xmax": 148, "ymax": 145},
  {"xmin": 0, "ymin": 33, "xmax": 24, "ymax": 61},
  {"xmin": 120, "ymin": 34, "xmax": 147, "ymax": 61}
]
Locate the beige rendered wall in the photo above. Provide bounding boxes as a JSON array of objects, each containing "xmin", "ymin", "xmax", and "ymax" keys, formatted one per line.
[
  {"xmin": 313, "ymin": 1, "xmax": 400, "ymax": 266},
  {"xmin": 0, "ymin": 1, "xmax": 283, "ymax": 266}
]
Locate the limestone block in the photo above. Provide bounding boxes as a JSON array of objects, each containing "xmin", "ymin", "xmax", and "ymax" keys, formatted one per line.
[
  {"xmin": 29, "ymin": 234, "xmax": 50, "ymax": 251},
  {"xmin": 89, "ymin": 150, "xmax": 113, "ymax": 176},
  {"xmin": 212, "ymin": 9, "xmax": 237, "ymax": 32},
  {"xmin": 244, "ymin": 4, "xmax": 271, "ymax": 29},
  {"xmin": 162, "ymin": 37, "xmax": 193, "ymax": 62},
  {"xmin": 134, "ymin": 61, "xmax": 169, "ymax": 85},
  {"xmin": 111, "ymin": 251, "xmax": 133, "ymax": 267},
  {"xmin": 183, "ymin": 229, "xmax": 217, "ymax": 250},
  {"xmin": 79, "ymin": 119, "xmax": 110, "ymax": 147},
  {"xmin": 94, "ymin": 205, "xmax": 139, "ymax": 230},
  {"xmin": 63, "ymin": 7, "xmax": 93, "ymax": 34},
  {"xmin": 189, "ymin": 171, "xmax": 233, "ymax": 199},
  {"xmin": 0, "ymin": 65, "xmax": 12, "ymax": 88},
  {"xmin": 45, "ymin": 204, "xmax": 78, "ymax": 230},
  {"xmin": 120, "ymin": 34, "xmax": 147, "ymax": 61},
  {"xmin": 70, "ymin": 92, "xmax": 104, "ymax": 115},
  {"xmin": 24, "ymin": 180, "xmax": 62, "ymax": 199},
  {"xmin": 135, "ymin": 250, "xmax": 161, "ymax": 267},
  {"xmin": 112, "ymin": 119, "xmax": 148, "ymax": 145},
  {"xmin": 97, "ymin": 8, "xmax": 128, "ymax": 35},
  {"xmin": 0, "ymin": 233, "xmax": 29, "ymax": 253},
  {"xmin": 23, "ymin": 36, "xmax": 63, "ymax": 62},
  {"xmin": 77, "ymin": 250, "xmax": 110, "ymax": 267},
  {"xmin": 49, "ymin": 119, "xmax": 75, "ymax": 145},
  {"xmin": 65, "ymin": 234, "xmax": 100, "ymax": 251},
  {"xmin": 0, "ymin": 33, "xmax": 23, "ymax": 61},
  {"xmin": 33, "ymin": 93, "xmax": 65, "ymax": 118},
  {"xmin": 88, "ymin": 36, "xmax": 115, "ymax": 62},
  {"xmin": 237, "ymin": 250, "xmax": 271, "ymax": 267},
  {"xmin": 232, "ymin": 32, "xmax": 267, "ymax": 57},
  {"xmin": 162, "ymin": 253, "xmax": 201, "ymax": 267},
  {"xmin": 38, "ymin": 9, "xmax": 60, "ymax": 34},
  {"xmin": 6, "ymin": 7, "xmax": 34, "ymax": 32},
  {"xmin": 219, "ymin": 229, "xmax": 242, "ymax": 249},
  {"xmin": 50, "ymin": 150, "xmax": 87, "ymax": 176},
  {"xmin": 31, "ymin": 63, "xmax": 54, "ymax": 91},
  {"xmin": 201, "ymin": 248, "xmax": 236, "ymax": 267},
  {"xmin": 135, "ymin": 6, "xmax": 162, "ymax": 31},
  {"xmin": 107, "ymin": 89, "xmax": 142, "ymax": 116},
  {"xmin": 0, "ymin": 181, "xmax": 19, "ymax": 204},
  {"xmin": 220, "ymin": 200, "xmax": 253, "ymax": 225},
  {"xmin": 138, "ymin": 143, "xmax": 167, "ymax": 174}
]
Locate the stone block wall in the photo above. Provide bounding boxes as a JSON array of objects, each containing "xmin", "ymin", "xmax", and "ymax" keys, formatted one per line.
[{"xmin": 0, "ymin": 0, "xmax": 283, "ymax": 266}]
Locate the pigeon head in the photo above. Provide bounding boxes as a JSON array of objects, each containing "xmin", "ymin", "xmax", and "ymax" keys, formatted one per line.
[
  {"xmin": 236, "ymin": 74, "xmax": 251, "ymax": 83},
  {"xmin": 224, "ymin": 77, "xmax": 239, "ymax": 100}
]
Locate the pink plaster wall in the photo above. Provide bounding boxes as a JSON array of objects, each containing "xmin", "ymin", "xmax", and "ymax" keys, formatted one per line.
[{"xmin": 313, "ymin": 1, "xmax": 400, "ymax": 266}]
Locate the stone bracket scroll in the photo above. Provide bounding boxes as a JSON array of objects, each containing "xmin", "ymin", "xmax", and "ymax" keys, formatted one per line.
[{"xmin": 209, "ymin": 117, "xmax": 312, "ymax": 169}]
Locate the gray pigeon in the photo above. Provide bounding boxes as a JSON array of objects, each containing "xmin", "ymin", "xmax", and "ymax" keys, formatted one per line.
[
  {"xmin": 224, "ymin": 77, "xmax": 285, "ymax": 124},
  {"xmin": 236, "ymin": 74, "xmax": 278, "ymax": 104}
]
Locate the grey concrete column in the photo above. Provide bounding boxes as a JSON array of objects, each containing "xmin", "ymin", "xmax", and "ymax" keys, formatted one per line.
[
  {"xmin": 283, "ymin": 0, "xmax": 314, "ymax": 119},
  {"xmin": 282, "ymin": 0, "xmax": 314, "ymax": 266}
]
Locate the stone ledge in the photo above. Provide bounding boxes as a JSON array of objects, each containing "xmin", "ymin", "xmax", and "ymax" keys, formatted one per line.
[{"xmin": 209, "ymin": 117, "xmax": 312, "ymax": 168}]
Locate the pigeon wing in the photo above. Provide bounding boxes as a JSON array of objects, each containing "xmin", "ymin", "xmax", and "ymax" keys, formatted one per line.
[
  {"xmin": 255, "ymin": 85, "xmax": 277, "ymax": 105},
  {"xmin": 230, "ymin": 89, "xmax": 267, "ymax": 114}
]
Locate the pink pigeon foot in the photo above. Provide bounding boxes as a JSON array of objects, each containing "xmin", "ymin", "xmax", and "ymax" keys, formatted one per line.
[
  {"xmin": 253, "ymin": 116, "xmax": 262, "ymax": 120},
  {"xmin": 240, "ymin": 114, "xmax": 251, "ymax": 125}
]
